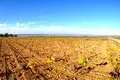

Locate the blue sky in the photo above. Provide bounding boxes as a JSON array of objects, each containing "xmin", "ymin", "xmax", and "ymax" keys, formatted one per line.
[{"xmin": 0, "ymin": 0, "xmax": 120, "ymax": 35}]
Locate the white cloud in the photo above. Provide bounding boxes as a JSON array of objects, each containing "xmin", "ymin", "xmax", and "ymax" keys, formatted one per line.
[
  {"xmin": 0, "ymin": 22, "xmax": 120, "ymax": 35},
  {"xmin": 16, "ymin": 22, "xmax": 25, "ymax": 27},
  {"xmin": 81, "ymin": 22, "xmax": 98, "ymax": 24},
  {"xmin": 0, "ymin": 22, "xmax": 8, "ymax": 27},
  {"xmin": 27, "ymin": 22, "xmax": 35, "ymax": 25}
]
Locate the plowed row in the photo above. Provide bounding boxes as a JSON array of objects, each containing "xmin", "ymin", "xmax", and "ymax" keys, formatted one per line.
[{"xmin": 0, "ymin": 37, "xmax": 120, "ymax": 80}]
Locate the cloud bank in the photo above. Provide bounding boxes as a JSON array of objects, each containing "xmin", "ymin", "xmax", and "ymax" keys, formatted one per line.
[{"xmin": 0, "ymin": 22, "xmax": 120, "ymax": 35}]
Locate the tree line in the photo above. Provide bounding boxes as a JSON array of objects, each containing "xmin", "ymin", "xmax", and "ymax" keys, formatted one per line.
[{"xmin": 0, "ymin": 33, "xmax": 17, "ymax": 37}]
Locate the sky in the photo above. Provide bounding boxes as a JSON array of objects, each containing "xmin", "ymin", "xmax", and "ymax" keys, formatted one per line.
[{"xmin": 0, "ymin": 0, "xmax": 120, "ymax": 35}]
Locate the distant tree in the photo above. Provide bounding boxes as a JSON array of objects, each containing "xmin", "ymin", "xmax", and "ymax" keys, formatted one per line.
[
  {"xmin": 4, "ymin": 33, "xmax": 9, "ymax": 37},
  {"xmin": 0, "ymin": 34, "xmax": 3, "ymax": 37},
  {"xmin": 14, "ymin": 35, "xmax": 18, "ymax": 37},
  {"xmin": 9, "ymin": 34, "xmax": 13, "ymax": 37},
  {"xmin": 0, "ymin": 33, "xmax": 18, "ymax": 37}
]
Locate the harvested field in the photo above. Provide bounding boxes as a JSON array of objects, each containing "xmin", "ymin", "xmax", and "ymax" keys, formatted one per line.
[{"xmin": 0, "ymin": 36, "xmax": 120, "ymax": 80}]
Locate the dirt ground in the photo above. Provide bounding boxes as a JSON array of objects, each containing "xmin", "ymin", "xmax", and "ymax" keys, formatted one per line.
[{"xmin": 0, "ymin": 36, "xmax": 120, "ymax": 80}]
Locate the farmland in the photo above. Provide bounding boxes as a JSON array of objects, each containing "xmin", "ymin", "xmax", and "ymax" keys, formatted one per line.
[{"xmin": 0, "ymin": 36, "xmax": 120, "ymax": 80}]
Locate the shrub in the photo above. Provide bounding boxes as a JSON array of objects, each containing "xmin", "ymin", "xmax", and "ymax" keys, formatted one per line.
[
  {"xmin": 78, "ymin": 58, "xmax": 88, "ymax": 66},
  {"xmin": 46, "ymin": 57, "xmax": 55, "ymax": 63}
]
